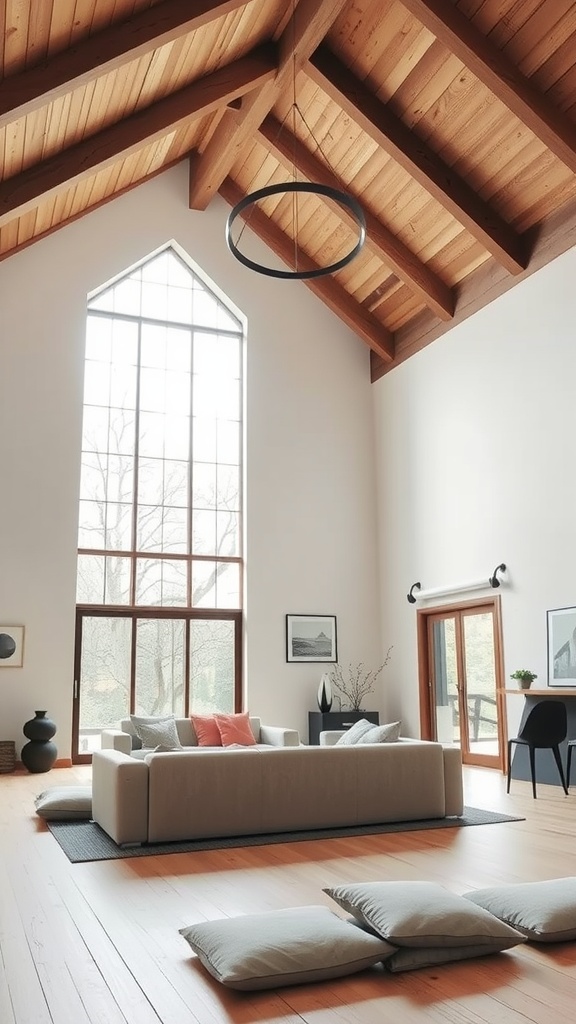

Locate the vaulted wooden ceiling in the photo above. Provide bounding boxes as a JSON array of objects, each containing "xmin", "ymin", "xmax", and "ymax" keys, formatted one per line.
[{"xmin": 2, "ymin": 0, "xmax": 576, "ymax": 378}]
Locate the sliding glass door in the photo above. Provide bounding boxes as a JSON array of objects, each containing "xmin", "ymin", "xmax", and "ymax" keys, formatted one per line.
[
  {"xmin": 420, "ymin": 600, "xmax": 504, "ymax": 769},
  {"xmin": 72, "ymin": 608, "xmax": 240, "ymax": 762}
]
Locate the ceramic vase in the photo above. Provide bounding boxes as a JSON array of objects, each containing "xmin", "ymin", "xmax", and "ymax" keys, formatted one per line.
[
  {"xmin": 21, "ymin": 710, "xmax": 58, "ymax": 773},
  {"xmin": 317, "ymin": 674, "xmax": 333, "ymax": 713}
]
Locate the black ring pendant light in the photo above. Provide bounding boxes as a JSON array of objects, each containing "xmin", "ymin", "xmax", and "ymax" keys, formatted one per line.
[{"xmin": 225, "ymin": 182, "xmax": 367, "ymax": 280}]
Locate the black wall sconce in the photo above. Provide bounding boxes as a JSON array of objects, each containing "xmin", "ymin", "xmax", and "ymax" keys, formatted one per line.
[{"xmin": 488, "ymin": 563, "xmax": 506, "ymax": 588}]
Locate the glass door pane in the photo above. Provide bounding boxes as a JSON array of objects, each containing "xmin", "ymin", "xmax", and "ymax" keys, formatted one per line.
[
  {"xmin": 134, "ymin": 617, "xmax": 186, "ymax": 716},
  {"xmin": 190, "ymin": 619, "xmax": 235, "ymax": 713},
  {"xmin": 76, "ymin": 616, "xmax": 132, "ymax": 756},
  {"xmin": 462, "ymin": 612, "xmax": 499, "ymax": 758},
  {"xmin": 432, "ymin": 617, "xmax": 460, "ymax": 745}
]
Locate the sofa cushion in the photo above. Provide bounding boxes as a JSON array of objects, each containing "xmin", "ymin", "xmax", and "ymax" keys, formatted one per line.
[
  {"xmin": 465, "ymin": 878, "xmax": 576, "ymax": 942},
  {"xmin": 190, "ymin": 714, "xmax": 222, "ymax": 747},
  {"xmin": 214, "ymin": 712, "xmax": 257, "ymax": 746},
  {"xmin": 357, "ymin": 722, "xmax": 401, "ymax": 743},
  {"xmin": 323, "ymin": 881, "xmax": 525, "ymax": 949},
  {"xmin": 179, "ymin": 905, "xmax": 396, "ymax": 990},
  {"xmin": 335, "ymin": 719, "xmax": 375, "ymax": 745},
  {"xmin": 131, "ymin": 716, "xmax": 182, "ymax": 750},
  {"xmin": 34, "ymin": 786, "xmax": 93, "ymax": 820}
]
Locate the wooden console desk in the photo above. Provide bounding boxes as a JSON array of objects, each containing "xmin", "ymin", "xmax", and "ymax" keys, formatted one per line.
[{"xmin": 504, "ymin": 688, "xmax": 576, "ymax": 786}]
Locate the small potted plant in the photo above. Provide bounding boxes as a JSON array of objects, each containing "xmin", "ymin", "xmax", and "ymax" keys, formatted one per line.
[{"xmin": 510, "ymin": 669, "xmax": 537, "ymax": 690}]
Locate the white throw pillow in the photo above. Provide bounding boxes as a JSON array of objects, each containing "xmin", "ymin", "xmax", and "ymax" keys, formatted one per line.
[
  {"xmin": 335, "ymin": 719, "xmax": 376, "ymax": 745},
  {"xmin": 356, "ymin": 722, "xmax": 401, "ymax": 743},
  {"xmin": 179, "ymin": 905, "xmax": 396, "ymax": 990}
]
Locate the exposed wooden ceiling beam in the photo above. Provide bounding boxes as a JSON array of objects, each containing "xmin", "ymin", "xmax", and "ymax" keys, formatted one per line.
[
  {"xmin": 188, "ymin": 0, "xmax": 349, "ymax": 211},
  {"xmin": 219, "ymin": 177, "xmax": 395, "ymax": 362},
  {"xmin": 308, "ymin": 47, "xmax": 527, "ymax": 276},
  {"xmin": 400, "ymin": 0, "xmax": 576, "ymax": 175},
  {"xmin": 258, "ymin": 114, "xmax": 454, "ymax": 321},
  {"xmin": 370, "ymin": 192, "xmax": 576, "ymax": 380},
  {"xmin": 0, "ymin": 0, "xmax": 247, "ymax": 131},
  {"xmin": 0, "ymin": 46, "xmax": 277, "ymax": 229}
]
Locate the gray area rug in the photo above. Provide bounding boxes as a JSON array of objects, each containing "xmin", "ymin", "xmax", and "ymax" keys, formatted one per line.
[{"xmin": 46, "ymin": 807, "xmax": 524, "ymax": 863}]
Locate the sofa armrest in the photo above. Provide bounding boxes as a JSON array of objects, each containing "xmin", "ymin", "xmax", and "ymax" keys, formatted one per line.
[
  {"xmin": 101, "ymin": 729, "xmax": 133, "ymax": 755},
  {"xmin": 442, "ymin": 745, "xmax": 464, "ymax": 816},
  {"xmin": 92, "ymin": 750, "xmax": 149, "ymax": 845},
  {"xmin": 259, "ymin": 724, "xmax": 300, "ymax": 747},
  {"xmin": 319, "ymin": 730, "xmax": 345, "ymax": 746}
]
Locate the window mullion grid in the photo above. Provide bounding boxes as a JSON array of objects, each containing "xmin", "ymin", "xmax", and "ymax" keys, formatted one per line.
[
  {"xmin": 188, "ymin": 330, "xmax": 195, "ymax": 608},
  {"xmin": 131, "ymin": 318, "xmax": 143, "ymax": 608}
]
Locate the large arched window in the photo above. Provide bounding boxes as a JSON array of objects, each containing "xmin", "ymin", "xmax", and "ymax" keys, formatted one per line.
[{"xmin": 72, "ymin": 245, "xmax": 244, "ymax": 761}]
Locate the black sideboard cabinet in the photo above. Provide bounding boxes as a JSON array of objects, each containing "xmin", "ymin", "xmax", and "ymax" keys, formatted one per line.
[{"xmin": 308, "ymin": 710, "xmax": 379, "ymax": 745}]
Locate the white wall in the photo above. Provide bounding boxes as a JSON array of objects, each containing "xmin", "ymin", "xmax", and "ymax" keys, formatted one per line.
[
  {"xmin": 0, "ymin": 163, "xmax": 383, "ymax": 757},
  {"xmin": 373, "ymin": 244, "xmax": 576, "ymax": 739}
]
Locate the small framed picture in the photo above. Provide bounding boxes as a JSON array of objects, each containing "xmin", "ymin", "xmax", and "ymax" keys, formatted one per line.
[
  {"xmin": 286, "ymin": 614, "xmax": 337, "ymax": 663},
  {"xmin": 547, "ymin": 606, "xmax": 576, "ymax": 686},
  {"xmin": 0, "ymin": 626, "xmax": 25, "ymax": 668}
]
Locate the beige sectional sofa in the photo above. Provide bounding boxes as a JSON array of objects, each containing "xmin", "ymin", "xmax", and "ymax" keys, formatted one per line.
[{"xmin": 91, "ymin": 738, "xmax": 464, "ymax": 847}]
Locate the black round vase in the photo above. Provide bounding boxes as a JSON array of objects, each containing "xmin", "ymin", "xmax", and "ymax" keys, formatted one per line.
[{"xmin": 21, "ymin": 710, "xmax": 58, "ymax": 773}]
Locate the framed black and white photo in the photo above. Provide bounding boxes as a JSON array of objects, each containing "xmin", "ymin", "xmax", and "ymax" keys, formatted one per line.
[
  {"xmin": 286, "ymin": 614, "xmax": 337, "ymax": 663},
  {"xmin": 547, "ymin": 606, "xmax": 576, "ymax": 686},
  {"xmin": 0, "ymin": 625, "xmax": 25, "ymax": 668}
]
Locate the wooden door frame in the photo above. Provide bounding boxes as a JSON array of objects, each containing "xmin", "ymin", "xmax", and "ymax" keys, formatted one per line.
[{"xmin": 416, "ymin": 595, "xmax": 507, "ymax": 771}]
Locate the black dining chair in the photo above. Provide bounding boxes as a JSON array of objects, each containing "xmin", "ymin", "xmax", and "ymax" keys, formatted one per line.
[
  {"xmin": 507, "ymin": 700, "xmax": 568, "ymax": 798},
  {"xmin": 567, "ymin": 739, "xmax": 576, "ymax": 789}
]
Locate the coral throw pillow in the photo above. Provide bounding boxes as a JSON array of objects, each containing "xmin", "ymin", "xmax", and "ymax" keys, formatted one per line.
[
  {"xmin": 190, "ymin": 714, "xmax": 222, "ymax": 747},
  {"xmin": 214, "ymin": 712, "xmax": 257, "ymax": 746}
]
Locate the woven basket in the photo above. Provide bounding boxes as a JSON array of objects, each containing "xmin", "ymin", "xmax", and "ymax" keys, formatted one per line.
[{"xmin": 0, "ymin": 740, "xmax": 16, "ymax": 773}]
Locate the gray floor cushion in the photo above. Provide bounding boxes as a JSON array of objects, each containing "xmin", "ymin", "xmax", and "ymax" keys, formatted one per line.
[
  {"xmin": 465, "ymin": 878, "xmax": 576, "ymax": 942},
  {"xmin": 35, "ymin": 785, "xmax": 93, "ymax": 821},
  {"xmin": 179, "ymin": 905, "xmax": 396, "ymax": 989},
  {"xmin": 323, "ymin": 880, "xmax": 525, "ymax": 950}
]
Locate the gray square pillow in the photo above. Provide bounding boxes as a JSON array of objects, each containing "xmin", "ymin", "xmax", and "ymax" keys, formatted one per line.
[
  {"xmin": 131, "ymin": 716, "xmax": 182, "ymax": 750},
  {"xmin": 323, "ymin": 881, "xmax": 525, "ymax": 950},
  {"xmin": 465, "ymin": 878, "xmax": 576, "ymax": 942},
  {"xmin": 335, "ymin": 719, "xmax": 376, "ymax": 745},
  {"xmin": 34, "ymin": 786, "xmax": 93, "ymax": 821},
  {"xmin": 357, "ymin": 721, "xmax": 401, "ymax": 743},
  {"xmin": 179, "ymin": 905, "xmax": 396, "ymax": 990},
  {"xmin": 385, "ymin": 943, "xmax": 505, "ymax": 972}
]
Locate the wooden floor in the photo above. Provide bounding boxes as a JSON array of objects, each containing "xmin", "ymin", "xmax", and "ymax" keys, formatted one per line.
[{"xmin": 2, "ymin": 764, "xmax": 576, "ymax": 1024}]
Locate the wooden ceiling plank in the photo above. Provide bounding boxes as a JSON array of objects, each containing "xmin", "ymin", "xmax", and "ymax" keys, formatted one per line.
[
  {"xmin": 188, "ymin": 0, "xmax": 350, "ymax": 210},
  {"xmin": 0, "ymin": 45, "xmax": 277, "ymax": 229},
  {"xmin": 3, "ymin": 0, "xmax": 32, "ymax": 75},
  {"xmin": 0, "ymin": 0, "xmax": 249, "ymax": 130},
  {"xmin": 308, "ymin": 46, "xmax": 527, "ymax": 274},
  {"xmin": 25, "ymin": 0, "xmax": 54, "ymax": 70},
  {"xmin": 219, "ymin": 175, "xmax": 395, "ymax": 362},
  {"xmin": 399, "ymin": 0, "xmax": 576, "ymax": 174},
  {"xmin": 258, "ymin": 113, "xmax": 454, "ymax": 320}
]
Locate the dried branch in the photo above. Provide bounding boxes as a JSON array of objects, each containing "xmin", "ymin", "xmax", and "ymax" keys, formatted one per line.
[{"xmin": 329, "ymin": 646, "xmax": 393, "ymax": 711}]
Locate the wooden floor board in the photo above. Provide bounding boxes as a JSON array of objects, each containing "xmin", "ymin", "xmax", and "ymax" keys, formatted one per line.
[{"xmin": 2, "ymin": 765, "xmax": 576, "ymax": 1023}]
